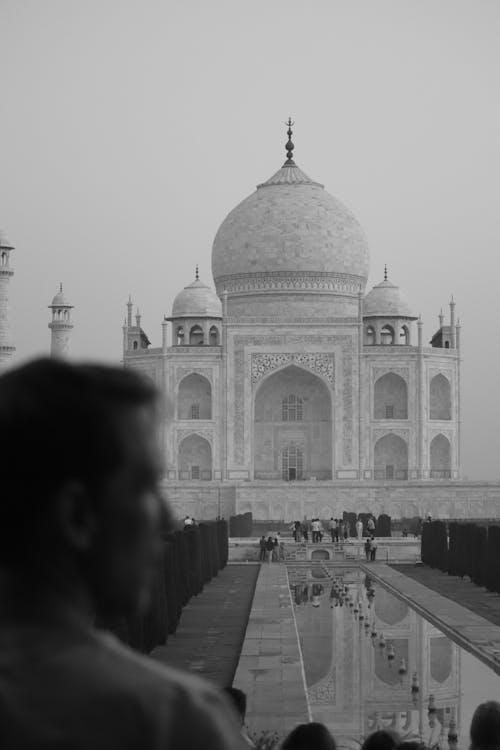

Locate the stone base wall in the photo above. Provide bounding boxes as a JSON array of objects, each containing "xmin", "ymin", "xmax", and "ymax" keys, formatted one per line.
[
  {"xmin": 229, "ymin": 538, "xmax": 421, "ymax": 563},
  {"xmin": 163, "ymin": 479, "xmax": 500, "ymax": 521}
]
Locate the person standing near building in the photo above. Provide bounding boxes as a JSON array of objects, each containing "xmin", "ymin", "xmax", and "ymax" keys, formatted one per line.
[
  {"xmin": 328, "ymin": 518, "xmax": 336, "ymax": 542},
  {"xmin": 370, "ymin": 536, "xmax": 378, "ymax": 561},
  {"xmin": 364, "ymin": 537, "xmax": 372, "ymax": 562},
  {"xmin": 258, "ymin": 535, "xmax": 267, "ymax": 561},
  {"xmin": 367, "ymin": 516, "xmax": 376, "ymax": 535},
  {"xmin": 265, "ymin": 536, "xmax": 274, "ymax": 562}
]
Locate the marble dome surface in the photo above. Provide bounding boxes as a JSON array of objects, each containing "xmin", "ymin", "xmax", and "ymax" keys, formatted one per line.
[
  {"xmin": 363, "ymin": 278, "xmax": 416, "ymax": 318},
  {"xmin": 50, "ymin": 285, "xmax": 72, "ymax": 307},
  {"xmin": 211, "ymin": 161, "xmax": 370, "ymax": 295},
  {"xmin": 171, "ymin": 278, "xmax": 222, "ymax": 319}
]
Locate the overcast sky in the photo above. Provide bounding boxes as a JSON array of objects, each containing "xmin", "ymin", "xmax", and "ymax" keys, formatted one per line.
[{"xmin": 1, "ymin": 0, "xmax": 499, "ymax": 478}]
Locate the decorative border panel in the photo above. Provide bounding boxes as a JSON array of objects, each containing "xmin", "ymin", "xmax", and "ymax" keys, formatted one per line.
[
  {"xmin": 177, "ymin": 428, "xmax": 213, "ymax": 445},
  {"xmin": 176, "ymin": 366, "xmax": 213, "ymax": 385},
  {"xmin": 373, "ymin": 428, "xmax": 410, "ymax": 443},
  {"xmin": 373, "ymin": 366, "xmax": 410, "ymax": 383},
  {"xmin": 251, "ymin": 352, "xmax": 335, "ymax": 386}
]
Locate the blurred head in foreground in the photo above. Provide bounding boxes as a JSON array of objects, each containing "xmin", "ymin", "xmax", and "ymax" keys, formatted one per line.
[
  {"xmin": 0, "ymin": 357, "xmax": 166, "ymax": 617},
  {"xmin": 361, "ymin": 729, "xmax": 400, "ymax": 750},
  {"xmin": 470, "ymin": 701, "xmax": 500, "ymax": 750},
  {"xmin": 282, "ymin": 722, "xmax": 336, "ymax": 750}
]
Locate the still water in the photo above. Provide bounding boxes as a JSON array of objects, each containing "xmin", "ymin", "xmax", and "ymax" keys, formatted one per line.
[{"xmin": 287, "ymin": 564, "xmax": 500, "ymax": 750}]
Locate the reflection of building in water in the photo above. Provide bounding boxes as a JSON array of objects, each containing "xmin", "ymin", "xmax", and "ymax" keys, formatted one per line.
[{"xmin": 289, "ymin": 568, "xmax": 460, "ymax": 748}]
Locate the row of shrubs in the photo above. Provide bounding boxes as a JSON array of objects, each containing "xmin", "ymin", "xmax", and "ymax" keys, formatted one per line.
[
  {"xmin": 231, "ymin": 512, "xmax": 392, "ymax": 538},
  {"xmin": 421, "ymin": 520, "xmax": 500, "ymax": 591},
  {"xmin": 96, "ymin": 520, "xmax": 228, "ymax": 653},
  {"xmin": 229, "ymin": 512, "xmax": 253, "ymax": 537}
]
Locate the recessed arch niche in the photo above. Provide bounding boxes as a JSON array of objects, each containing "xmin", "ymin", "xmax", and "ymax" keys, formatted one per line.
[
  {"xmin": 374, "ymin": 433, "xmax": 408, "ymax": 480},
  {"xmin": 430, "ymin": 434, "xmax": 451, "ymax": 478},
  {"xmin": 177, "ymin": 373, "xmax": 212, "ymax": 419},
  {"xmin": 374, "ymin": 373, "xmax": 408, "ymax": 420},
  {"xmin": 253, "ymin": 365, "xmax": 332, "ymax": 480},
  {"xmin": 178, "ymin": 434, "xmax": 212, "ymax": 480}
]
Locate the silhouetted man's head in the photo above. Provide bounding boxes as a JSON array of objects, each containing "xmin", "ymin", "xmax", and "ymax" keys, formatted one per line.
[
  {"xmin": 471, "ymin": 701, "xmax": 500, "ymax": 750},
  {"xmin": 0, "ymin": 358, "xmax": 165, "ymax": 616}
]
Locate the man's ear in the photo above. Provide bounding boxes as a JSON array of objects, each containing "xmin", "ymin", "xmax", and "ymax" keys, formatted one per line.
[{"xmin": 55, "ymin": 481, "xmax": 97, "ymax": 551}]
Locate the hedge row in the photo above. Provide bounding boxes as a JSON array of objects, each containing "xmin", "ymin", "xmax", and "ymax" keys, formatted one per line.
[
  {"xmin": 229, "ymin": 512, "xmax": 253, "ymax": 537},
  {"xmin": 96, "ymin": 519, "xmax": 228, "ymax": 653},
  {"xmin": 422, "ymin": 520, "xmax": 500, "ymax": 591}
]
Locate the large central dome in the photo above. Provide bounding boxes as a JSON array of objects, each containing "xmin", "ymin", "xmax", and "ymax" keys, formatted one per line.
[{"xmin": 211, "ymin": 137, "xmax": 369, "ymax": 312}]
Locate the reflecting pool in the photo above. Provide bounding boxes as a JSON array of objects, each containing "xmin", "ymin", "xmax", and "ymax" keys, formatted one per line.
[{"xmin": 288, "ymin": 564, "xmax": 500, "ymax": 750}]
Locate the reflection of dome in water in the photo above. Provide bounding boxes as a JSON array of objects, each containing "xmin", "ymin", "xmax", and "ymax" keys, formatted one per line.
[
  {"xmin": 374, "ymin": 588, "xmax": 408, "ymax": 625},
  {"xmin": 430, "ymin": 636, "xmax": 452, "ymax": 683}
]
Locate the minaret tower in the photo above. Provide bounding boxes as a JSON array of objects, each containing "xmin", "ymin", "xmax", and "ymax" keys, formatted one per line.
[
  {"xmin": 48, "ymin": 283, "xmax": 74, "ymax": 358},
  {"xmin": 0, "ymin": 232, "xmax": 15, "ymax": 371}
]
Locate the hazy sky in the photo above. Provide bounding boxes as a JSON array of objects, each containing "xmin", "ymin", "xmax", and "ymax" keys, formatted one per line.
[{"xmin": 1, "ymin": 0, "xmax": 499, "ymax": 478}]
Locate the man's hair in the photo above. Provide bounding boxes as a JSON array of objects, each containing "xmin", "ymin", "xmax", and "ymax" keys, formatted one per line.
[
  {"xmin": 471, "ymin": 701, "xmax": 500, "ymax": 750},
  {"xmin": 282, "ymin": 722, "xmax": 336, "ymax": 750},
  {"xmin": 361, "ymin": 729, "xmax": 400, "ymax": 750},
  {"xmin": 223, "ymin": 687, "xmax": 247, "ymax": 720},
  {"xmin": 0, "ymin": 358, "xmax": 158, "ymax": 566}
]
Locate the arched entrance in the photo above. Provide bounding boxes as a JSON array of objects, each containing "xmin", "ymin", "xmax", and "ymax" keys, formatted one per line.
[
  {"xmin": 430, "ymin": 434, "xmax": 451, "ymax": 478},
  {"xmin": 178, "ymin": 434, "xmax": 212, "ymax": 480},
  {"xmin": 253, "ymin": 365, "xmax": 332, "ymax": 480},
  {"xmin": 374, "ymin": 433, "xmax": 408, "ymax": 480}
]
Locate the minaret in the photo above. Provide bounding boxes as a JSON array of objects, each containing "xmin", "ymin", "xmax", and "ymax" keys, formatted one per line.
[
  {"xmin": 0, "ymin": 232, "xmax": 15, "ymax": 371},
  {"xmin": 48, "ymin": 283, "xmax": 74, "ymax": 358}
]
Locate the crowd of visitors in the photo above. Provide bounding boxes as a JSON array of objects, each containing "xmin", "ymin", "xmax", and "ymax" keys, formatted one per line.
[{"xmin": 290, "ymin": 517, "xmax": 378, "ymax": 545}]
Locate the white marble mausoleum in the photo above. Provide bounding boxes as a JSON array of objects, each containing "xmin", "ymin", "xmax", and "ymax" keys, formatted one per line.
[{"xmin": 123, "ymin": 125, "xmax": 499, "ymax": 522}]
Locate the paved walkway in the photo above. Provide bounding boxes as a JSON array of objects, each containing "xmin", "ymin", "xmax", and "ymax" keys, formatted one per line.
[
  {"xmin": 368, "ymin": 564, "xmax": 500, "ymax": 675},
  {"xmin": 152, "ymin": 563, "xmax": 259, "ymax": 687},
  {"xmin": 391, "ymin": 564, "xmax": 500, "ymax": 627},
  {"xmin": 233, "ymin": 563, "xmax": 311, "ymax": 735}
]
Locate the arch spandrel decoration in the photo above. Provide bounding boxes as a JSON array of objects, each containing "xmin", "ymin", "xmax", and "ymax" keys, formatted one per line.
[
  {"xmin": 176, "ymin": 366, "xmax": 213, "ymax": 385},
  {"xmin": 251, "ymin": 352, "xmax": 335, "ymax": 387},
  {"xmin": 177, "ymin": 428, "xmax": 213, "ymax": 445},
  {"xmin": 372, "ymin": 366, "xmax": 409, "ymax": 383},
  {"xmin": 373, "ymin": 428, "xmax": 410, "ymax": 443}
]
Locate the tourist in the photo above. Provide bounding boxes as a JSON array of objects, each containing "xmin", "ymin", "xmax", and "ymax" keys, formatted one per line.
[
  {"xmin": 328, "ymin": 517, "xmax": 336, "ymax": 542},
  {"xmin": 184, "ymin": 514, "xmax": 194, "ymax": 527},
  {"xmin": 282, "ymin": 722, "xmax": 336, "ymax": 750},
  {"xmin": 334, "ymin": 519, "xmax": 340, "ymax": 542},
  {"xmin": 367, "ymin": 516, "xmax": 376, "ymax": 534},
  {"xmin": 312, "ymin": 518, "xmax": 321, "ymax": 543},
  {"xmin": 339, "ymin": 520, "xmax": 345, "ymax": 542},
  {"xmin": 301, "ymin": 520, "xmax": 309, "ymax": 542},
  {"xmin": 370, "ymin": 536, "xmax": 378, "ymax": 561},
  {"xmin": 222, "ymin": 687, "xmax": 255, "ymax": 747},
  {"xmin": 470, "ymin": 700, "xmax": 500, "ymax": 750},
  {"xmin": 259, "ymin": 535, "xmax": 267, "ymax": 561},
  {"xmin": 361, "ymin": 729, "xmax": 400, "ymax": 750},
  {"xmin": 272, "ymin": 536, "xmax": 279, "ymax": 561},
  {"xmin": 265, "ymin": 536, "xmax": 274, "ymax": 562},
  {"xmin": 343, "ymin": 522, "xmax": 349, "ymax": 541},
  {"xmin": 0, "ymin": 358, "xmax": 245, "ymax": 750},
  {"xmin": 364, "ymin": 537, "xmax": 372, "ymax": 561},
  {"xmin": 294, "ymin": 520, "xmax": 302, "ymax": 542}
]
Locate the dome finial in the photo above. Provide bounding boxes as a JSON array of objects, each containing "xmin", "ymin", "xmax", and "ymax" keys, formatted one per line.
[
  {"xmin": 59, "ymin": 282, "xmax": 63, "ymax": 293},
  {"xmin": 284, "ymin": 117, "xmax": 296, "ymax": 166},
  {"xmin": 195, "ymin": 264, "xmax": 199, "ymax": 281},
  {"xmin": 384, "ymin": 264, "xmax": 388, "ymax": 281}
]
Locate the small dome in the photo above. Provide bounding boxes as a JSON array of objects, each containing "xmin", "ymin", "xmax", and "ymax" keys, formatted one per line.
[
  {"xmin": 171, "ymin": 278, "xmax": 222, "ymax": 319},
  {"xmin": 363, "ymin": 277, "xmax": 416, "ymax": 319},
  {"xmin": 50, "ymin": 284, "xmax": 72, "ymax": 307}
]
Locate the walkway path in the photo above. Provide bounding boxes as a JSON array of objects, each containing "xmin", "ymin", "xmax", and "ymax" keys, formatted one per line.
[
  {"xmin": 152, "ymin": 563, "xmax": 259, "ymax": 687},
  {"xmin": 233, "ymin": 563, "xmax": 311, "ymax": 736},
  {"xmin": 391, "ymin": 564, "xmax": 500, "ymax": 627},
  {"xmin": 369, "ymin": 564, "xmax": 500, "ymax": 675}
]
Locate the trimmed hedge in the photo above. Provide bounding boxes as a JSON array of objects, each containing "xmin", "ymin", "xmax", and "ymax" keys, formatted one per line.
[
  {"xmin": 422, "ymin": 520, "xmax": 500, "ymax": 587},
  {"xmin": 229, "ymin": 512, "xmax": 252, "ymax": 537},
  {"xmin": 96, "ymin": 519, "xmax": 228, "ymax": 654}
]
